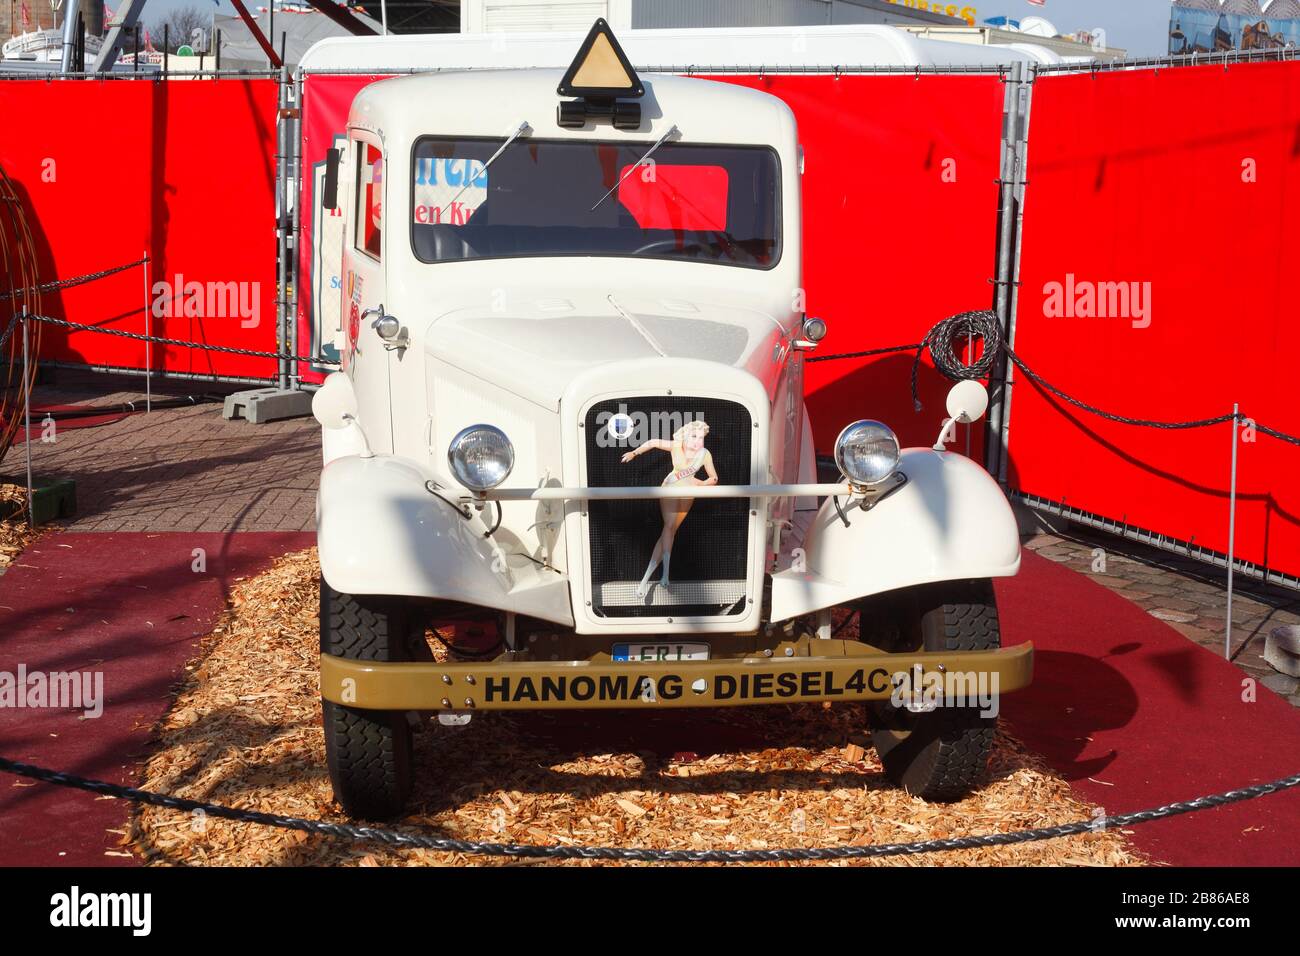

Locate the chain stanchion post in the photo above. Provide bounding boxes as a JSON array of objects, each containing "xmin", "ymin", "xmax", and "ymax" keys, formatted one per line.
[
  {"xmin": 288, "ymin": 72, "xmax": 303, "ymax": 390},
  {"xmin": 276, "ymin": 62, "xmax": 290, "ymax": 393},
  {"xmin": 1225, "ymin": 402, "xmax": 1240, "ymax": 659},
  {"xmin": 20, "ymin": 310, "xmax": 35, "ymax": 528},
  {"xmin": 985, "ymin": 59, "xmax": 1032, "ymax": 483},
  {"xmin": 141, "ymin": 249, "xmax": 151, "ymax": 413}
]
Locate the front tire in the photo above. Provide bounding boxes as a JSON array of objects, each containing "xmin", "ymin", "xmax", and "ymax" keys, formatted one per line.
[
  {"xmin": 320, "ymin": 581, "xmax": 415, "ymax": 820},
  {"xmin": 858, "ymin": 579, "xmax": 1000, "ymax": 802}
]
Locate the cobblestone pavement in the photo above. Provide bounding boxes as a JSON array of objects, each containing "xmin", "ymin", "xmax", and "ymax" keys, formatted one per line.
[
  {"xmin": 4, "ymin": 371, "xmax": 319, "ymax": 533},
  {"xmin": 1023, "ymin": 528, "xmax": 1300, "ymax": 708}
]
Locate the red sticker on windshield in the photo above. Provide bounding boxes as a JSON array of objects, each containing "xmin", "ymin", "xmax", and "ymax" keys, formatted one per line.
[{"xmin": 618, "ymin": 164, "xmax": 729, "ymax": 232}]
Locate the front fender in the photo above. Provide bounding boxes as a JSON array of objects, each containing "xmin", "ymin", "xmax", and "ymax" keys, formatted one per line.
[
  {"xmin": 316, "ymin": 454, "xmax": 574, "ymax": 626},
  {"xmin": 769, "ymin": 449, "xmax": 1020, "ymax": 622}
]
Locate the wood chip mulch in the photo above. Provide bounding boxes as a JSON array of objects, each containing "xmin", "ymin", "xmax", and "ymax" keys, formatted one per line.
[
  {"xmin": 128, "ymin": 548, "xmax": 1152, "ymax": 867},
  {"xmin": 0, "ymin": 483, "xmax": 42, "ymax": 572}
]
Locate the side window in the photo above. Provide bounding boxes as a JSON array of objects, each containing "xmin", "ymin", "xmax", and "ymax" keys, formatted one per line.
[{"xmin": 355, "ymin": 142, "xmax": 383, "ymax": 260}]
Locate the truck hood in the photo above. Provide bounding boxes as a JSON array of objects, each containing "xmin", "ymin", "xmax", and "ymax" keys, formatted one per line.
[{"xmin": 424, "ymin": 293, "xmax": 791, "ymax": 410}]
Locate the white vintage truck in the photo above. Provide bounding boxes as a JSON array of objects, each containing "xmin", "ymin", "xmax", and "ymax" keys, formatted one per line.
[{"xmin": 311, "ymin": 21, "xmax": 1031, "ymax": 820}]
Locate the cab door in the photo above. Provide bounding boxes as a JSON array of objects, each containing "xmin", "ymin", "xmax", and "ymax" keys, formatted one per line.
[{"xmin": 340, "ymin": 133, "xmax": 393, "ymax": 453}]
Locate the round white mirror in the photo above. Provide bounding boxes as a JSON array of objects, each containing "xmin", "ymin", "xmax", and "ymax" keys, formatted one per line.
[
  {"xmin": 946, "ymin": 380, "xmax": 989, "ymax": 424},
  {"xmin": 312, "ymin": 372, "xmax": 358, "ymax": 430}
]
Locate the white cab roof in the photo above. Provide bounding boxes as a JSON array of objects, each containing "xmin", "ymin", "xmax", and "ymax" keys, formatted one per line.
[{"xmin": 349, "ymin": 69, "xmax": 795, "ymax": 147}]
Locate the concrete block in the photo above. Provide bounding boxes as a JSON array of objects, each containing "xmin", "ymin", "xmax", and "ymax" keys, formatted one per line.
[
  {"xmin": 222, "ymin": 388, "xmax": 314, "ymax": 425},
  {"xmin": 1265, "ymin": 625, "xmax": 1300, "ymax": 678},
  {"xmin": 0, "ymin": 474, "xmax": 76, "ymax": 524}
]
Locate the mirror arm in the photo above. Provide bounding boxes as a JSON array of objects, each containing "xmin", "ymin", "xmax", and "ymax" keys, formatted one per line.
[
  {"xmin": 932, "ymin": 416, "xmax": 960, "ymax": 452},
  {"xmin": 342, "ymin": 413, "xmax": 375, "ymax": 459}
]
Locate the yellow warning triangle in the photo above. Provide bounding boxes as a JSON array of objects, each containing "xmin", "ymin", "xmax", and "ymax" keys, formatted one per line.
[{"xmin": 557, "ymin": 18, "xmax": 644, "ymax": 99}]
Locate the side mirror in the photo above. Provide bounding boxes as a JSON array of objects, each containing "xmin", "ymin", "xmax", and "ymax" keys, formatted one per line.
[
  {"xmin": 322, "ymin": 148, "xmax": 341, "ymax": 210},
  {"xmin": 312, "ymin": 372, "xmax": 358, "ymax": 430},
  {"xmin": 946, "ymin": 380, "xmax": 989, "ymax": 424},
  {"xmin": 932, "ymin": 380, "xmax": 989, "ymax": 451},
  {"xmin": 792, "ymin": 316, "xmax": 828, "ymax": 351}
]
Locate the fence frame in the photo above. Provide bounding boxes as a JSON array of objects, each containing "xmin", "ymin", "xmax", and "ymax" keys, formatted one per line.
[
  {"xmin": 0, "ymin": 68, "xmax": 288, "ymax": 388},
  {"xmin": 11, "ymin": 48, "xmax": 1300, "ymax": 591},
  {"xmin": 991, "ymin": 45, "xmax": 1300, "ymax": 596}
]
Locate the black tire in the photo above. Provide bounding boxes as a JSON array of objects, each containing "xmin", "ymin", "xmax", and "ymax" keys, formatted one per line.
[
  {"xmin": 859, "ymin": 579, "xmax": 1000, "ymax": 802},
  {"xmin": 320, "ymin": 580, "xmax": 415, "ymax": 820}
]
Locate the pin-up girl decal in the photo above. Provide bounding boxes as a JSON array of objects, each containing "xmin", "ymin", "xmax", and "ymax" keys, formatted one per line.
[{"xmin": 621, "ymin": 419, "xmax": 719, "ymax": 598}]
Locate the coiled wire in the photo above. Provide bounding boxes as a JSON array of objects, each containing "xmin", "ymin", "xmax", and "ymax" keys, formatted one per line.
[{"xmin": 909, "ymin": 309, "xmax": 1003, "ymax": 411}]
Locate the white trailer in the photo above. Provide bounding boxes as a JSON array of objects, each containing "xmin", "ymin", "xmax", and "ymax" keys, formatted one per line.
[{"xmin": 299, "ymin": 23, "xmax": 1065, "ymax": 73}]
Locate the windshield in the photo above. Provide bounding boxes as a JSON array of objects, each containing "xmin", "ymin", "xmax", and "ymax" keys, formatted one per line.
[{"xmin": 410, "ymin": 137, "xmax": 781, "ymax": 269}]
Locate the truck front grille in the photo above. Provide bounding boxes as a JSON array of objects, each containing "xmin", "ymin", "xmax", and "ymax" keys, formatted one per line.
[{"xmin": 583, "ymin": 396, "xmax": 752, "ymax": 619}]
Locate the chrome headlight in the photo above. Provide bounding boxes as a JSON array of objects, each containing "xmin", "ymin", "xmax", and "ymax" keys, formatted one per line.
[
  {"xmin": 447, "ymin": 424, "xmax": 515, "ymax": 492},
  {"xmin": 834, "ymin": 420, "xmax": 900, "ymax": 487}
]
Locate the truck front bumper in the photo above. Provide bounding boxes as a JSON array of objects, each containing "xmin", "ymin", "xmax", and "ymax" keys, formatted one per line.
[{"xmin": 320, "ymin": 640, "xmax": 1033, "ymax": 711}]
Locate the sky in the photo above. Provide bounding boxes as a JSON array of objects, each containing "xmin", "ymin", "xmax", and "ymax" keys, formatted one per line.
[{"xmin": 137, "ymin": 0, "xmax": 1176, "ymax": 58}]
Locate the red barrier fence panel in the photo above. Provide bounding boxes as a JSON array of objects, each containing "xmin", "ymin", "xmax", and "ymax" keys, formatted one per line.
[
  {"xmin": 1007, "ymin": 62, "xmax": 1300, "ymax": 580},
  {"xmin": 298, "ymin": 72, "xmax": 1005, "ymax": 453},
  {"xmin": 718, "ymin": 75, "xmax": 1004, "ymax": 453},
  {"xmin": 0, "ymin": 79, "xmax": 280, "ymax": 381}
]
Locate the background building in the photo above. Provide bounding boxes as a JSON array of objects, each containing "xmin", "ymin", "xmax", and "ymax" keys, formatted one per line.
[
  {"xmin": 1170, "ymin": 0, "xmax": 1300, "ymax": 53},
  {"xmin": 460, "ymin": 0, "xmax": 970, "ymax": 33},
  {"xmin": 3, "ymin": 0, "xmax": 58, "ymax": 38}
]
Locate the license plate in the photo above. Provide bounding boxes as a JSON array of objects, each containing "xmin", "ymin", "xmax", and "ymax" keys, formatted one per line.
[{"xmin": 612, "ymin": 642, "xmax": 710, "ymax": 662}]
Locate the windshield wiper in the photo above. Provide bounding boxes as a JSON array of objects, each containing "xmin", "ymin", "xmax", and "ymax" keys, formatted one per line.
[
  {"xmin": 591, "ymin": 124, "xmax": 680, "ymax": 211},
  {"xmin": 437, "ymin": 119, "xmax": 531, "ymax": 218}
]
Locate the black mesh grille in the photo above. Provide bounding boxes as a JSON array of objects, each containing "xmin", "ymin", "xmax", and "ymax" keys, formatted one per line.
[{"xmin": 584, "ymin": 396, "xmax": 752, "ymax": 619}]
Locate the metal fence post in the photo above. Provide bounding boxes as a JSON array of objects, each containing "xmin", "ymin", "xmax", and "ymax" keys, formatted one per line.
[
  {"xmin": 985, "ymin": 59, "xmax": 1034, "ymax": 484},
  {"xmin": 277, "ymin": 63, "xmax": 290, "ymax": 392},
  {"xmin": 141, "ymin": 249, "xmax": 151, "ymax": 412},
  {"xmin": 21, "ymin": 311, "xmax": 34, "ymax": 527},
  {"xmin": 1225, "ymin": 403, "xmax": 1240, "ymax": 659},
  {"xmin": 288, "ymin": 70, "xmax": 302, "ymax": 388}
]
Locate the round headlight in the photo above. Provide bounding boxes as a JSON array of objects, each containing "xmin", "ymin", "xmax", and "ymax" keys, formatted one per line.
[
  {"xmin": 834, "ymin": 420, "xmax": 900, "ymax": 487},
  {"xmin": 447, "ymin": 425, "xmax": 515, "ymax": 492}
]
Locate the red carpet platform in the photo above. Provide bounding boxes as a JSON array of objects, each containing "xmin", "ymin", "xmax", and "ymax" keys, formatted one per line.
[
  {"xmin": 0, "ymin": 531, "xmax": 313, "ymax": 866},
  {"xmin": 1000, "ymin": 551, "xmax": 1300, "ymax": 866},
  {"xmin": 1, "ymin": 534, "xmax": 1298, "ymax": 866}
]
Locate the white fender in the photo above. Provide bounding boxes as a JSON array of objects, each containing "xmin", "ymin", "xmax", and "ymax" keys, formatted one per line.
[
  {"xmin": 769, "ymin": 448, "xmax": 1020, "ymax": 622},
  {"xmin": 316, "ymin": 454, "xmax": 574, "ymax": 625}
]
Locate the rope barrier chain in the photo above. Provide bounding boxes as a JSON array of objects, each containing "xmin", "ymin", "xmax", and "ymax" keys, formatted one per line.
[
  {"xmin": 1, "ymin": 256, "xmax": 337, "ymax": 367},
  {"xmin": 812, "ymin": 309, "xmax": 1298, "ymax": 445},
  {"xmin": 1, "ymin": 756, "xmax": 1296, "ymax": 862},
  {"xmin": 0, "ymin": 256, "xmax": 148, "ymax": 302}
]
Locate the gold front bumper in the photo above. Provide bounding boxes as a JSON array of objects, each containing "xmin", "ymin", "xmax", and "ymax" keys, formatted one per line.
[{"xmin": 320, "ymin": 641, "xmax": 1034, "ymax": 711}]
